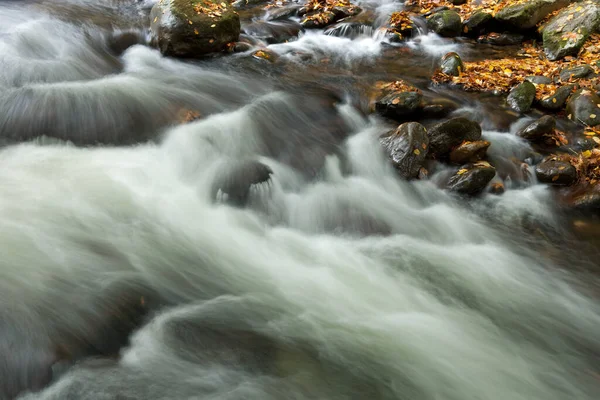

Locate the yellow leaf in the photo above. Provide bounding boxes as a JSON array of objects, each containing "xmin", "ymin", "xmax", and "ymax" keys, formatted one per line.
[
  {"xmin": 552, "ymin": 98, "xmax": 557, "ymax": 103},
  {"xmin": 591, "ymin": 114, "xmax": 597, "ymax": 119},
  {"xmin": 576, "ymin": 6, "xmax": 583, "ymax": 11},
  {"xmin": 391, "ymin": 98, "xmax": 400, "ymax": 105},
  {"xmin": 211, "ymin": 24, "xmax": 216, "ymax": 27},
  {"xmin": 413, "ymin": 149, "xmax": 421, "ymax": 155},
  {"xmin": 583, "ymin": 150, "xmax": 592, "ymax": 158},
  {"xmin": 552, "ymin": 175, "xmax": 559, "ymax": 181},
  {"xmin": 457, "ymin": 168, "xmax": 468, "ymax": 175}
]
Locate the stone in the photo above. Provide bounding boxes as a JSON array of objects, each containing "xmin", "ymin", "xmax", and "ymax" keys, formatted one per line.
[
  {"xmin": 543, "ymin": 1, "xmax": 600, "ymax": 61},
  {"xmin": 566, "ymin": 89, "xmax": 600, "ymax": 126},
  {"xmin": 448, "ymin": 161, "xmax": 496, "ymax": 195},
  {"xmin": 211, "ymin": 160, "xmax": 273, "ymax": 206},
  {"xmin": 242, "ymin": 20, "xmax": 302, "ymax": 44},
  {"xmin": 462, "ymin": 11, "xmax": 493, "ymax": 36},
  {"xmin": 426, "ymin": 10, "xmax": 462, "ymax": 37},
  {"xmin": 450, "ymin": 0, "xmax": 467, "ymax": 4},
  {"xmin": 507, "ymin": 81, "xmax": 536, "ymax": 113},
  {"xmin": 568, "ymin": 186, "xmax": 600, "ymax": 210},
  {"xmin": 517, "ymin": 115, "xmax": 556, "ymax": 142},
  {"xmin": 380, "ymin": 122, "xmax": 429, "ymax": 179},
  {"xmin": 150, "ymin": 0, "xmax": 240, "ymax": 57},
  {"xmin": 440, "ymin": 52, "xmax": 464, "ymax": 76},
  {"xmin": 495, "ymin": 0, "xmax": 569, "ymax": 30},
  {"xmin": 427, "ymin": 117, "xmax": 482, "ymax": 158},
  {"xmin": 375, "ymin": 91, "xmax": 423, "ymax": 121},
  {"xmin": 449, "ymin": 140, "xmax": 490, "ymax": 164},
  {"xmin": 559, "ymin": 65, "xmax": 595, "ymax": 82},
  {"xmin": 535, "ymin": 157, "xmax": 577, "ymax": 185},
  {"xmin": 420, "ymin": 98, "xmax": 459, "ymax": 118},
  {"xmin": 539, "ymin": 84, "xmax": 575, "ymax": 110},
  {"xmin": 266, "ymin": 5, "xmax": 302, "ymax": 21},
  {"xmin": 477, "ymin": 32, "xmax": 524, "ymax": 46},
  {"xmin": 525, "ymin": 75, "xmax": 553, "ymax": 85},
  {"xmin": 251, "ymin": 49, "xmax": 279, "ymax": 62}
]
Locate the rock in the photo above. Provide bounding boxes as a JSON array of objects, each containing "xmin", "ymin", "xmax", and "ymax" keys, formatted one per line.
[
  {"xmin": 251, "ymin": 49, "xmax": 279, "ymax": 62},
  {"xmin": 543, "ymin": 1, "xmax": 600, "ymax": 60},
  {"xmin": 477, "ymin": 32, "xmax": 525, "ymax": 46},
  {"xmin": 325, "ymin": 22, "xmax": 372, "ymax": 39},
  {"xmin": 448, "ymin": 161, "xmax": 496, "ymax": 195},
  {"xmin": 375, "ymin": 91, "xmax": 423, "ymax": 121},
  {"xmin": 301, "ymin": 11, "xmax": 338, "ymax": 29},
  {"xmin": 489, "ymin": 181, "xmax": 506, "ymax": 195},
  {"xmin": 242, "ymin": 20, "xmax": 302, "ymax": 44},
  {"xmin": 150, "ymin": 0, "xmax": 240, "ymax": 57},
  {"xmin": 559, "ymin": 65, "xmax": 594, "ymax": 82},
  {"xmin": 566, "ymin": 89, "xmax": 600, "ymax": 126},
  {"xmin": 266, "ymin": 5, "xmax": 303, "ymax": 21},
  {"xmin": 535, "ymin": 157, "xmax": 577, "ymax": 185},
  {"xmin": 525, "ymin": 75, "xmax": 552, "ymax": 85},
  {"xmin": 539, "ymin": 84, "xmax": 575, "ymax": 110},
  {"xmin": 211, "ymin": 160, "xmax": 273, "ymax": 206},
  {"xmin": 427, "ymin": 117, "xmax": 482, "ymax": 158},
  {"xmin": 462, "ymin": 11, "xmax": 493, "ymax": 36},
  {"xmin": 517, "ymin": 115, "xmax": 556, "ymax": 142},
  {"xmin": 495, "ymin": 0, "xmax": 569, "ymax": 30},
  {"xmin": 426, "ymin": 10, "xmax": 462, "ymax": 37},
  {"xmin": 450, "ymin": 0, "xmax": 467, "ymax": 4},
  {"xmin": 420, "ymin": 98, "xmax": 459, "ymax": 118},
  {"xmin": 301, "ymin": 4, "xmax": 360, "ymax": 29},
  {"xmin": 449, "ymin": 140, "xmax": 490, "ymax": 164},
  {"xmin": 507, "ymin": 81, "xmax": 536, "ymax": 113},
  {"xmin": 231, "ymin": 42, "xmax": 253, "ymax": 52},
  {"xmin": 107, "ymin": 31, "xmax": 144, "ymax": 56},
  {"xmin": 380, "ymin": 122, "xmax": 429, "ymax": 179},
  {"xmin": 440, "ymin": 52, "xmax": 464, "ymax": 76},
  {"xmin": 568, "ymin": 186, "xmax": 600, "ymax": 210}
]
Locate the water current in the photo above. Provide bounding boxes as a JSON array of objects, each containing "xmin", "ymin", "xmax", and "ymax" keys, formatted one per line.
[{"xmin": 0, "ymin": 0, "xmax": 599, "ymax": 399}]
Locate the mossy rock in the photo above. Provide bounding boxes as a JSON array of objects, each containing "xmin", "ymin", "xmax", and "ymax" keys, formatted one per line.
[
  {"xmin": 426, "ymin": 10, "xmax": 462, "ymax": 37},
  {"xmin": 495, "ymin": 0, "xmax": 570, "ymax": 30},
  {"xmin": 507, "ymin": 81, "xmax": 536, "ymax": 113},
  {"xmin": 566, "ymin": 89, "xmax": 600, "ymax": 127},
  {"xmin": 380, "ymin": 122, "xmax": 429, "ymax": 179},
  {"xmin": 150, "ymin": 0, "xmax": 240, "ymax": 57},
  {"xmin": 440, "ymin": 52, "xmax": 464, "ymax": 76},
  {"xmin": 539, "ymin": 84, "xmax": 575, "ymax": 110},
  {"xmin": 462, "ymin": 11, "xmax": 493, "ymax": 36}
]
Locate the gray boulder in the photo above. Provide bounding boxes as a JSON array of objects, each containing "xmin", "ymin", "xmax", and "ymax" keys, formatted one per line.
[{"xmin": 380, "ymin": 122, "xmax": 429, "ymax": 179}]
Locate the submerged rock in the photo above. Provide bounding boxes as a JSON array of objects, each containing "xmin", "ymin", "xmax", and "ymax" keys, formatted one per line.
[
  {"xmin": 426, "ymin": 10, "xmax": 462, "ymax": 37},
  {"xmin": 517, "ymin": 115, "xmax": 556, "ymax": 142},
  {"xmin": 380, "ymin": 122, "xmax": 429, "ymax": 179},
  {"xmin": 507, "ymin": 81, "xmax": 536, "ymax": 113},
  {"xmin": 566, "ymin": 89, "xmax": 600, "ymax": 126},
  {"xmin": 448, "ymin": 161, "xmax": 496, "ymax": 195},
  {"xmin": 539, "ymin": 84, "xmax": 575, "ymax": 110},
  {"xmin": 568, "ymin": 185, "xmax": 600, "ymax": 210},
  {"xmin": 211, "ymin": 160, "xmax": 273, "ymax": 206},
  {"xmin": 495, "ymin": 0, "xmax": 569, "ymax": 30},
  {"xmin": 427, "ymin": 117, "xmax": 482, "ymax": 158},
  {"xmin": 449, "ymin": 140, "xmax": 490, "ymax": 164},
  {"xmin": 421, "ymin": 97, "xmax": 459, "ymax": 118},
  {"xmin": 477, "ymin": 32, "xmax": 524, "ymax": 46},
  {"xmin": 150, "ymin": 0, "xmax": 240, "ymax": 57},
  {"xmin": 542, "ymin": 1, "xmax": 600, "ymax": 60},
  {"xmin": 440, "ymin": 52, "xmax": 464, "ymax": 76},
  {"xmin": 525, "ymin": 76, "xmax": 552, "ymax": 85},
  {"xmin": 463, "ymin": 10, "xmax": 493, "ymax": 36},
  {"xmin": 535, "ymin": 157, "xmax": 577, "ymax": 185},
  {"xmin": 375, "ymin": 91, "xmax": 423, "ymax": 121}
]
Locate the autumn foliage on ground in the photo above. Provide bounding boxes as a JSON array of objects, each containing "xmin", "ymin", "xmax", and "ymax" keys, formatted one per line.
[{"xmin": 405, "ymin": 0, "xmax": 528, "ymax": 19}]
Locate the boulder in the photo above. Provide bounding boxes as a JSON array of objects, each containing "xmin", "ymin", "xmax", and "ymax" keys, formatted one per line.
[
  {"xmin": 525, "ymin": 75, "xmax": 552, "ymax": 85},
  {"xmin": 242, "ymin": 20, "xmax": 302, "ymax": 44},
  {"xmin": 375, "ymin": 91, "xmax": 423, "ymax": 121},
  {"xmin": 440, "ymin": 52, "xmax": 464, "ymax": 76},
  {"xmin": 380, "ymin": 122, "xmax": 429, "ymax": 179},
  {"xmin": 566, "ymin": 89, "xmax": 600, "ymax": 126},
  {"xmin": 448, "ymin": 161, "xmax": 496, "ymax": 195},
  {"xmin": 427, "ymin": 117, "xmax": 482, "ymax": 158},
  {"xmin": 559, "ymin": 65, "xmax": 594, "ymax": 82},
  {"xmin": 542, "ymin": 1, "xmax": 600, "ymax": 61},
  {"xmin": 477, "ymin": 32, "xmax": 524, "ymax": 46},
  {"xmin": 211, "ymin": 160, "xmax": 273, "ymax": 206},
  {"xmin": 495, "ymin": 0, "xmax": 569, "ymax": 30},
  {"xmin": 462, "ymin": 11, "xmax": 493, "ymax": 36},
  {"xmin": 507, "ymin": 81, "xmax": 536, "ymax": 113},
  {"xmin": 420, "ymin": 97, "xmax": 459, "ymax": 118},
  {"xmin": 449, "ymin": 140, "xmax": 490, "ymax": 164},
  {"xmin": 517, "ymin": 115, "xmax": 556, "ymax": 142},
  {"xmin": 539, "ymin": 84, "xmax": 575, "ymax": 110},
  {"xmin": 426, "ymin": 10, "xmax": 462, "ymax": 37},
  {"xmin": 150, "ymin": 0, "xmax": 240, "ymax": 57},
  {"xmin": 535, "ymin": 157, "xmax": 577, "ymax": 185}
]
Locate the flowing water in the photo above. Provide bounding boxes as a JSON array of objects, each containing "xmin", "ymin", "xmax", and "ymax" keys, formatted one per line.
[{"xmin": 1, "ymin": 0, "xmax": 600, "ymax": 399}]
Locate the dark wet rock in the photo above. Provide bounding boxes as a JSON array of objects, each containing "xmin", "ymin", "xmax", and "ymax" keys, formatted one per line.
[
  {"xmin": 211, "ymin": 160, "xmax": 273, "ymax": 206},
  {"xmin": 380, "ymin": 122, "xmax": 429, "ymax": 179},
  {"xmin": 107, "ymin": 31, "xmax": 144, "ymax": 56},
  {"xmin": 266, "ymin": 5, "xmax": 303, "ymax": 21},
  {"xmin": 449, "ymin": 140, "xmax": 490, "ymax": 164},
  {"xmin": 568, "ymin": 186, "xmax": 600, "ymax": 210},
  {"xmin": 375, "ymin": 91, "xmax": 423, "ymax": 121},
  {"xmin": 543, "ymin": 1, "xmax": 600, "ymax": 60},
  {"xmin": 301, "ymin": 5, "xmax": 361, "ymax": 29},
  {"xmin": 427, "ymin": 117, "xmax": 482, "ymax": 158},
  {"xmin": 477, "ymin": 32, "xmax": 525, "ymax": 46},
  {"xmin": 450, "ymin": 0, "xmax": 467, "ymax": 4},
  {"xmin": 539, "ymin": 84, "xmax": 575, "ymax": 110},
  {"xmin": 242, "ymin": 20, "xmax": 302, "ymax": 44},
  {"xmin": 426, "ymin": 10, "xmax": 462, "ymax": 37},
  {"xmin": 231, "ymin": 41, "xmax": 253, "ymax": 52},
  {"xmin": 495, "ymin": 0, "xmax": 569, "ymax": 30},
  {"xmin": 566, "ymin": 89, "xmax": 600, "ymax": 126},
  {"xmin": 517, "ymin": 115, "xmax": 556, "ymax": 142},
  {"xmin": 448, "ymin": 161, "xmax": 496, "ymax": 195},
  {"xmin": 559, "ymin": 65, "xmax": 594, "ymax": 82},
  {"xmin": 423, "ymin": 6, "xmax": 450, "ymax": 18},
  {"xmin": 525, "ymin": 75, "xmax": 552, "ymax": 85},
  {"xmin": 463, "ymin": 10, "xmax": 493, "ymax": 36},
  {"xmin": 440, "ymin": 52, "xmax": 464, "ymax": 76},
  {"xmin": 507, "ymin": 81, "xmax": 536, "ymax": 113},
  {"xmin": 150, "ymin": 0, "xmax": 240, "ymax": 57},
  {"xmin": 325, "ymin": 22, "xmax": 372, "ymax": 39},
  {"xmin": 421, "ymin": 97, "xmax": 459, "ymax": 118},
  {"xmin": 489, "ymin": 181, "xmax": 506, "ymax": 195},
  {"xmin": 535, "ymin": 157, "xmax": 577, "ymax": 185}
]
